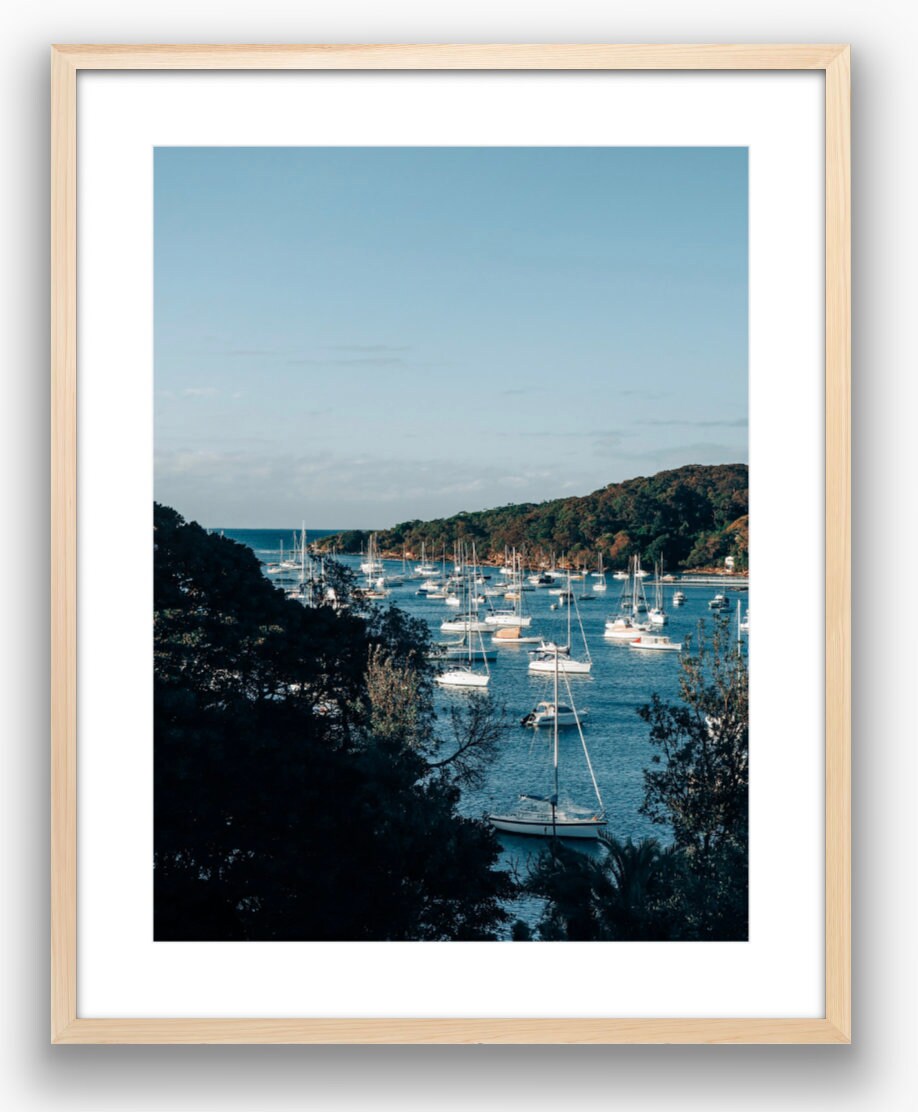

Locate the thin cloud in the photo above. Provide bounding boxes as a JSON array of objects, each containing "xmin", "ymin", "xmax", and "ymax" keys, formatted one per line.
[
  {"xmin": 638, "ymin": 417, "xmax": 748, "ymax": 429},
  {"xmin": 288, "ymin": 356, "xmax": 407, "ymax": 368},
  {"xmin": 620, "ymin": 388, "xmax": 670, "ymax": 400},
  {"xmin": 592, "ymin": 439, "xmax": 748, "ymax": 465},
  {"xmin": 326, "ymin": 344, "xmax": 411, "ymax": 354}
]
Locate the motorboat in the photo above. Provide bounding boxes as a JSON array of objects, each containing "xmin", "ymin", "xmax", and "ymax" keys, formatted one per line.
[
  {"xmin": 520, "ymin": 701, "xmax": 588, "ymax": 729},
  {"xmin": 628, "ymin": 634, "xmax": 683, "ymax": 653}
]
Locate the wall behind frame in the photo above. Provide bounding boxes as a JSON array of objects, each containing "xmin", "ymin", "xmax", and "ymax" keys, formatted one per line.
[{"xmin": 1, "ymin": 0, "xmax": 914, "ymax": 1109}]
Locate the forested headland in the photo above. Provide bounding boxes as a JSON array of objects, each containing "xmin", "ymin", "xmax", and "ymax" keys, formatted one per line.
[{"xmin": 313, "ymin": 463, "xmax": 748, "ymax": 571}]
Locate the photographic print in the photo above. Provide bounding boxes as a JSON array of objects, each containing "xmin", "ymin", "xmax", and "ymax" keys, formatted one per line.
[{"xmin": 154, "ymin": 146, "xmax": 749, "ymax": 943}]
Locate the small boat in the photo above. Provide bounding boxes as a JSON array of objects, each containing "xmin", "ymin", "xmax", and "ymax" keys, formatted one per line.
[
  {"xmin": 603, "ymin": 615, "xmax": 650, "ymax": 641},
  {"xmin": 440, "ymin": 616, "xmax": 490, "ymax": 633},
  {"xmin": 593, "ymin": 552, "xmax": 607, "ymax": 593},
  {"xmin": 488, "ymin": 804, "xmax": 606, "ymax": 838},
  {"xmin": 434, "ymin": 638, "xmax": 497, "ymax": 662},
  {"xmin": 520, "ymin": 701, "xmax": 588, "ymax": 729},
  {"xmin": 360, "ymin": 534, "xmax": 385, "ymax": 576},
  {"xmin": 413, "ymin": 543, "xmax": 439, "ymax": 578},
  {"xmin": 484, "ymin": 611, "xmax": 532, "ymax": 627},
  {"xmin": 436, "ymin": 571, "xmax": 491, "ymax": 688},
  {"xmin": 708, "ymin": 593, "xmax": 732, "ymax": 611},
  {"xmin": 530, "ymin": 574, "xmax": 592, "ymax": 673},
  {"xmin": 492, "ymin": 627, "xmax": 543, "ymax": 645},
  {"xmin": 673, "ymin": 590, "xmax": 686, "ymax": 606},
  {"xmin": 628, "ymin": 634, "xmax": 683, "ymax": 653},
  {"xmin": 604, "ymin": 557, "xmax": 652, "ymax": 639},
  {"xmin": 361, "ymin": 587, "xmax": 389, "ymax": 601},
  {"xmin": 740, "ymin": 610, "xmax": 750, "ymax": 634},
  {"xmin": 435, "ymin": 666, "xmax": 490, "ymax": 688},
  {"xmin": 648, "ymin": 558, "xmax": 669, "ymax": 626},
  {"xmin": 528, "ymin": 650, "xmax": 591, "ymax": 675}
]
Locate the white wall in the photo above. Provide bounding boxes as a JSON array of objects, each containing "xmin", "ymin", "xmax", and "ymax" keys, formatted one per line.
[{"xmin": 1, "ymin": 3, "xmax": 915, "ymax": 1110}]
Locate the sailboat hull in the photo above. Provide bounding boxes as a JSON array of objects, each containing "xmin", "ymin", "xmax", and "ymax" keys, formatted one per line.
[
  {"xmin": 528, "ymin": 657, "xmax": 592, "ymax": 674},
  {"xmin": 488, "ymin": 814, "xmax": 607, "ymax": 839},
  {"xmin": 440, "ymin": 618, "xmax": 490, "ymax": 633},
  {"xmin": 484, "ymin": 613, "xmax": 532, "ymax": 627},
  {"xmin": 435, "ymin": 669, "xmax": 490, "ymax": 688},
  {"xmin": 604, "ymin": 623, "xmax": 650, "ymax": 641}
]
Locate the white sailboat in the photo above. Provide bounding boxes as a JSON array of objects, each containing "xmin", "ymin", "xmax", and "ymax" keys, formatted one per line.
[
  {"xmin": 529, "ymin": 573, "xmax": 592, "ymax": 674},
  {"xmin": 413, "ymin": 542, "xmax": 439, "ymax": 578},
  {"xmin": 648, "ymin": 557, "xmax": 669, "ymax": 626},
  {"xmin": 604, "ymin": 556, "xmax": 652, "ymax": 641},
  {"xmin": 436, "ymin": 570, "xmax": 491, "ymax": 688},
  {"xmin": 360, "ymin": 534, "xmax": 384, "ymax": 576},
  {"xmin": 593, "ymin": 552, "xmax": 607, "ymax": 592},
  {"xmin": 489, "ymin": 650, "xmax": 605, "ymax": 839},
  {"xmin": 520, "ymin": 701, "xmax": 589, "ymax": 729},
  {"xmin": 485, "ymin": 554, "xmax": 532, "ymax": 626},
  {"xmin": 434, "ymin": 637, "xmax": 497, "ymax": 662}
]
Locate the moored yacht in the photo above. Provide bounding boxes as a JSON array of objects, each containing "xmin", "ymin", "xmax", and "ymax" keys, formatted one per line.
[{"xmin": 628, "ymin": 633, "xmax": 683, "ymax": 653}]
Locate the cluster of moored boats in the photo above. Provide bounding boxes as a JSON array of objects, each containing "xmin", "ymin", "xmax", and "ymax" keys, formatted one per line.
[{"xmin": 261, "ymin": 532, "xmax": 748, "ymax": 841}]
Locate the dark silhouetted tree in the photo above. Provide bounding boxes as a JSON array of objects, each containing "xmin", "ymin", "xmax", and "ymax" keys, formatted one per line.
[{"xmin": 154, "ymin": 503, "xmax": 514, "ymax": 941}]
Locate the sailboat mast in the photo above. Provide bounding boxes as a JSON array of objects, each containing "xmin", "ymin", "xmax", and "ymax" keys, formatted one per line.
[
  {"xmin": 737, "ymin": 598, "xmax": 742, "ymax": 657},
  {"xmin": 553, "ymin": 646, "xmax": 560, "ymax": 815}
]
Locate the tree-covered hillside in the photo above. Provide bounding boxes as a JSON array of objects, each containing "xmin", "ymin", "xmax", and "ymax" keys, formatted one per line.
[{"xmin": 315, "ymin": 463, "xmax": 748, "ymax": 571}]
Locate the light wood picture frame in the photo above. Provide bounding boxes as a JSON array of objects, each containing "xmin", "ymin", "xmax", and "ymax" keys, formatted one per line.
[{"xmin": 50, "ymin": 43, "xmax": 851, "ymax": 1045}]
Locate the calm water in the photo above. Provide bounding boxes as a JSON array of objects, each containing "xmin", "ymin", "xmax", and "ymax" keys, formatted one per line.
[{"xmin": 218, "ymin": 528, "xmax": 748, "ymax": 932}]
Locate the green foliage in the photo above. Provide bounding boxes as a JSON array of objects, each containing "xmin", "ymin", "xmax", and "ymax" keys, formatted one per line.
[
  {"xmin": 314, "ymin": 463, "xmax": 748, "ymax": 570},
  {"xmin": 526, "ymin": 836, "xmax": 683, "ymax": 941},
  {"xmin": 154, "ymin": 503, "xmax": 513, "ymax": 941},
  {"xmin": 524, "ymin": 620, "xmax": 748, "ymax": 942},
  {"xmin": 639, "ymin": 619, "xmax": 749, "ymax": 855}
]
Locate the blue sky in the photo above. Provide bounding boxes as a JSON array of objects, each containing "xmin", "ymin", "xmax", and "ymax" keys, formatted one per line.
[{"xmin": 155, "ymin": 147, "xmax": 747, "ymax": 528}]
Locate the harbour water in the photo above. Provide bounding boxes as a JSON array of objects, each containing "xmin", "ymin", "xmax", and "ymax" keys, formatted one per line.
[{"xmin": 218, "ymin": 527, "xmax": 748, "ymax": 933}]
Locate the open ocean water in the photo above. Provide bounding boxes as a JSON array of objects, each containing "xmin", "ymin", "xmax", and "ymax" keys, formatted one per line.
[{"xmin": 217, "ymin": 527, "xmax": 748, "ymax": 934}]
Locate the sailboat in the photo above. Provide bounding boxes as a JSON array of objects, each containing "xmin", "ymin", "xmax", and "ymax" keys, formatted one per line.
[
  {"xmin": 604, "ymin": 556, "xmax": 652, "ymax": 641},
  {"xmin": 529, "ymin": 573, "xmax": 592, "ymax": 674},
  {"xmin": 593, "ymin": 552, "xmax": 607, "ymax": 592},
  {"xmin": 628, "ymin": 632, "xmax": 683, "ymax": 652},
  {"xmin": 434, "ymin": 636, "xmax": 497, "ymax": 662},
  {"xmin": 489, "ymin": 649, "xmax": 605, "ymax": 839},
  {"xmin": 648, "ymin": 557, "xmax": 669, "ymax": 626},
  {"xmin": 413, "ymin": 542, "xmax": 438, "ymax": 578},
  {"xmin": 360, "ymin": 534, "xmax": 384, "ymax": 576},
  {"xmin": 436, "ymin": 569, "xmax": 491, "ymax": 688},
  {"xmin": 485, "ymin": 552, "xmax": 532, "ymax": 626}
]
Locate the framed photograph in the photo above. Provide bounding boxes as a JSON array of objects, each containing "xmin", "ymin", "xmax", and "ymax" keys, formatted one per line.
[{"xmin": 51, "ymin": 44, "xmax": 850, "ymax": 1044}]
